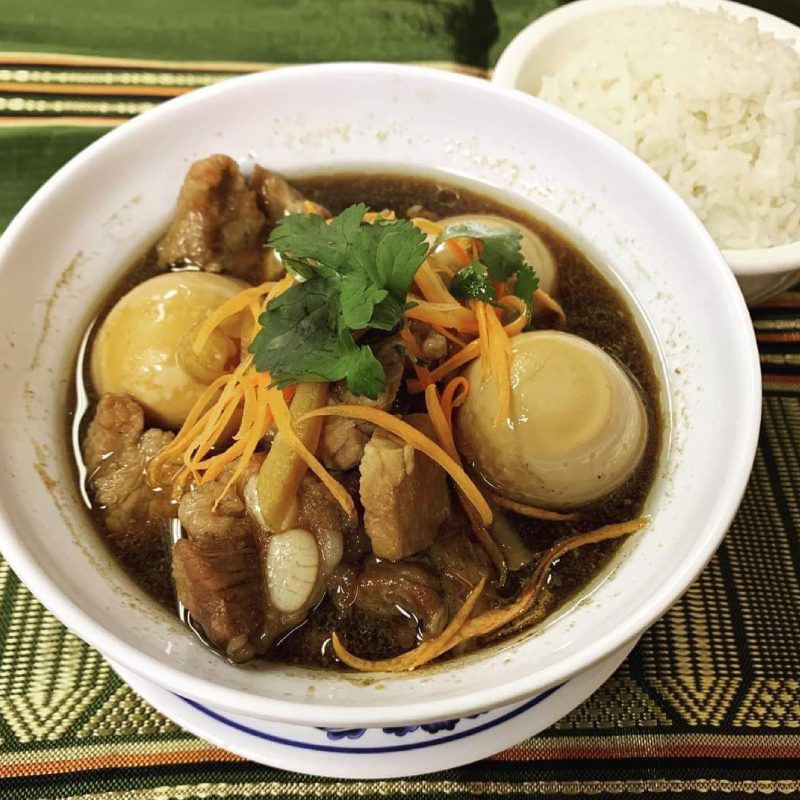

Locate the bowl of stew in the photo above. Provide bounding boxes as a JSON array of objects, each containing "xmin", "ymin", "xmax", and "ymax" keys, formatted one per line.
[{"xmin": 0, "ymin": 63, "xmax": 760, "ymax": 729}]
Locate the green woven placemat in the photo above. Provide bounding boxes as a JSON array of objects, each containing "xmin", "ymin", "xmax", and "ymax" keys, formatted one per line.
[{"xmin": 1, "ymin": 2, "xmax": 799, "ymax": 798}]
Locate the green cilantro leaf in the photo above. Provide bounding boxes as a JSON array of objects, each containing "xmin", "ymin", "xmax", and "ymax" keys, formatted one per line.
[
  {"xmin": 436, "ymin": 221, "xmax": 524, "ymax": 282},
  {"xmin": 248, "ymin": 278, "xmax": 387, "ymax": 399},
  {"xmin": 267, "ymin": 203, "xmax": 367, "ymax": 273},
  {"xmin": 342, "ymin": 342, "xmax": 386, "ymax": 399},
  {"xmin": 513, "ymin": 263, "xmax": 540, "ymax": 310},
  {"xmin": 340, "ymin": 273, "xmax": 389, "ymax": 330},
  {"xmin": 252, "ymin": 205, "xmax": 428, "ymax": 398},
  {"xmin": 248, "ymin": 278, "xmax": 343, "ymax": 384},
  {"xmin": 450, "ymin": 261, "xmax": 497, "ymax": 303}
]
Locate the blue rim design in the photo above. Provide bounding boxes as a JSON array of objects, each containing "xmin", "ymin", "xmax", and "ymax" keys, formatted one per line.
[{"xmin": 176, "ymin": 684, "xmax": 562, "ymax": 754}]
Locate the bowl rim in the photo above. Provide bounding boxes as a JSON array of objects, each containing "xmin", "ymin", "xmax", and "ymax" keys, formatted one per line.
[
  {"xmin": 491, "ymin": 0, "xmax": 800, "ymax": 274},
  {"xmin": 0, "ymin": 62, "xmax": 762, "ymax": 727}
]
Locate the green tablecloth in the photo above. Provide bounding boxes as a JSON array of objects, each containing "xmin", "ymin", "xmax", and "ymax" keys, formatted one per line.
[{"xmin": 1, "ymin": 2, "xmax": 799, "ymax": 797}]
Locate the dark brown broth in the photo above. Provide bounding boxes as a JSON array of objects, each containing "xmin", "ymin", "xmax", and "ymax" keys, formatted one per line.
[{"xmin": 70, "ymin": 171, "xmax": 662, "ymax": 669}]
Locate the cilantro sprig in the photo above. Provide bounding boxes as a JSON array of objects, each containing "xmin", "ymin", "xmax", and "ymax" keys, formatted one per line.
[
  {"xmin": 249, "ymin": 205, "xmax": 427, "ymax": 399},
  {"xmin": 249, "ymin": 208, "xmax": 541, "ymax": 399},
  {"xmin": 436, "ymin": 221, "xmax": 539, "ymax": 308}
]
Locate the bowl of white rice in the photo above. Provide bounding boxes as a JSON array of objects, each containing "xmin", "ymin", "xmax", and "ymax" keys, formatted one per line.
[{"xmin": 493, "ymin": 0, "xmax": 800, "ymax": 304}]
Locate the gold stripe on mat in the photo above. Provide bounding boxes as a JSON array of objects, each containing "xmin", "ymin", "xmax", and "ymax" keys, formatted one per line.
[
  {"xmin": 3, "ymin": 731, "xmax": 799, "ymax": 778},
  {"xmin": 500, "ymin": 732, "xmax": 800, "ymax": 759},
  {"xmin": 760, "ymin": 353, "xmax": 800, "ymax": 366},
  {"xmin": 0, "ymin": 52, "xmax": 488, "ymax": 76},
  {"xmin": 0, "ymin": 115, "xmax": 123, "ymax": 126},
  {"xmin": 0, "ymin": 69, "xmax": 236, "ymax": 87},
  {"xmin": 753, "ymin": 319, "xmax": 800, "ymax": 331},
  {"xmin": 0, "ymin": 96, "xmax": 157, "ymax": 115},
  {"xmin": 0, "ymin": 57, "xmax": 487, "ymax": 127},
  {"xmin": 0, "ymin": 739, "xmax": 242, "ymax": 774},
  {"xmin": 0, "ymin": 82, "xmax": 199, "ymax": 97},
  {"xmin": 1, "ymin": 749, "xmax": 243, "ymax": 780},
  {"xmin": 52, "ymin": 779, "xmax": 800, "ymax": 799},
  {"xmin": 0, "ymin": 52, "xmax": 277, "ymax": 72}
]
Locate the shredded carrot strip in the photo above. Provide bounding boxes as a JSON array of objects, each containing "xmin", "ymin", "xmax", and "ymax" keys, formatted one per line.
[
  {"xmin": 408, "ymin": 577, "xmax": 487, "ymax": 669},
  {"xmin": 195, "ymin": 439, "xmax": 248, "ymax": 483},
  {"xmin": 214, "ymin": 379, "xmax": 273, "ymax": 506},
  {"xmin": 440, "ymin": 376, "xmax": 470, "ymax": 425},
  {"xmin": 406, "ymin": 302, "xmax": 528, "ymax": 393},
  {"xmin": 414, "ymin": 259, "xmax": 459, "ymax": 305},
  {"xmin": 446, "ymin": 238, "xmax": 472, "ymax": 266},
  {"xmin": 411, "ymin": 363, "xmax": 434, "ymax": 389},
  {"xmin": 410, "ymin": 217, "xmax": 443, "ymax": 237},
  {"xmin": 188, "ymin": 355, "xmax": 252, "ymax": 452},
  {"xmin": 363, "ymin": 209, "xmax": 396, "ymax": 223},
  {"xmin": 407, "ymin": 341, "xmax": 480, "ymax": 392},
  {"xmin": 487, "ymin": 490, "xmax": 580, "ymax": 521},
  {"xmin": 404, "ymin": 298, "xmax": 479, "ymax": 334},
  {"xmin": 268, "ymin": 388, "xmax": 355, "ymax": 521},
  {"xmin": 398, "ymin": 324, "xmax": 423, "ymax": 358},
  {"xmin": 398, "ymin": 325, "xmax": 434, "ymax": 388},
  {"xmin": 147, "ymin": 374, "xmax": 231, "ymax": 482},
  {"xmin": 149, "ymin": 274, "xmax": 298, "ymax": 502},
  {"xmin": 300, "ymin": 405, "xmax": 492, "ymax": 526},
  {"xmin": 267, "ymin": 274, "xmax": 295, "ymax": 302},
  {"xmin": 424, "ymin": 384, "xmax": 459, "ymax": 461},
  {"xmin": 247, "ymin": 298, "xmax": 262, "ymax": 341},
  {"xmin": 234, "ymin": 371, "xmax": 259, "ymax": 442},
  {"xmin": 186, "ymin": 382, "xmax": 245, "ymax": 472},
  {"xmin": 534, "ymin": 288, "xmax": 566, "ymax": 324},
  {"xmin": 447, "ymin": 519, "xmax": 650, "ymax": 652},
  {"xmin": 425, "ymin": 383, "xmax": 506, "ymax": 582},
  {"xmin": 339, "ymin": 519, "xmax": 649, "ymax": 671},
  {"xmin": 192, "ymin": 281, "xmax": 275, "ymax": 355},
  {"xmin": 484, "ymin": 302, "xmax": 513, "ymax": 425},
  {"xmin": 473, "ymin": 301, "xmax": 491, "ymax": 383},
  {"xmin": 331, "ymin": 577, "xmax": 486, "ymax": 673}
]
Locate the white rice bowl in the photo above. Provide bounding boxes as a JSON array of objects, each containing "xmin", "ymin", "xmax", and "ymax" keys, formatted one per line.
[{"xmin": 538, "ymin": 3, "xmax": 800, "ymax": 250}]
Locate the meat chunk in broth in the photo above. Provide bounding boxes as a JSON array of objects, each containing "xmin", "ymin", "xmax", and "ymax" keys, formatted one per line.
[
  {"xmin": 84, "ymin": 393, "xmax": 174, "ymax": 542},
  {"xmin": 429, "ymin": 514, "xmax": 496, "ymax": 616},
  {"xmin": 354, "ymin": 561, "xmax": 447, "ymax": 638},
  {"xmin": 318, "ymin": 415, "xmax": 369, "ymax": 472},
  {"xmin": 251, "ymin": 165, "xmax": 319, "ymax": 225},
  {"xmin": 359, "ymin": 414, "xmax": 450, "ymax": 560},
  {"xmin": 173, "ymin": 483, "xmax": 264, "ymax": 660},
  {"xmin": 319, "ymin": 341, "xmax": 405, "ymax": 471},
  {"xmin": 294, "ymin": 472, "xmax": 357, "ymax": 549},
  {"xmin": 156, "ymin": 154, "xmax": 266, "ymax": 279},
  {"xmin": 83, "ymin": 393, "xmax": 175, "ymax": 601}
]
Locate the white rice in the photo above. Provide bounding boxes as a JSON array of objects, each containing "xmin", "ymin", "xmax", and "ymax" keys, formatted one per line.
[{"xmin": 538, "ymin": 4, "xmax": 800, "ymax": 249}]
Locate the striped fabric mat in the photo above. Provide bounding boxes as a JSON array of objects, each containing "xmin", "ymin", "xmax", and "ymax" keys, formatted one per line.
[{"xmin": 0, "ymin": 1, "xmax": 799, "ymax": 797}]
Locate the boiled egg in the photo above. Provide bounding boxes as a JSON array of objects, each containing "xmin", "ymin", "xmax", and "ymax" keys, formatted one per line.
[
  {"xmin": 456, "ymin": 330, "xmax": 648, "ymax": 508},
  {"xmin": 91, "ymin": 271, "xmax": 245, "ymax": 429}
]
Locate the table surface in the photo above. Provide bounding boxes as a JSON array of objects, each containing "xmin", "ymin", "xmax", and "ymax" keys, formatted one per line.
[{"xmin": 1, "ymin": 1, "xmax": 799, "ymax": 797}]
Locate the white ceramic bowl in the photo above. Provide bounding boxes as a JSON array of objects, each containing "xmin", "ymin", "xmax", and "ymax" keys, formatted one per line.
[
  {"xmin": 493, "ymin": 0, "xmax": 800, "ymax": 305},
  {"xmin": 0, "ymin": 63, "xmax": 760, "ymax": 729}
]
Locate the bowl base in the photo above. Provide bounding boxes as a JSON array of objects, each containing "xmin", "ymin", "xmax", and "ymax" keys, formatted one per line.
[{"xmin": 110, "ymin": 640, "xmax": 636, "ymax": 779}]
